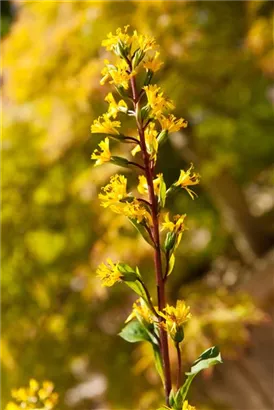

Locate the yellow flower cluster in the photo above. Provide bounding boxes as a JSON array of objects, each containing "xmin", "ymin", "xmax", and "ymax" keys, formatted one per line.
[
  {"xmin": 102, "ymin": 25, "xmax": 156, "ymax": 54},
  {"xmin": 96, "ymin": 258, "xmax": 123, "ymax": 287},
  {"xmin": 6, "ymin": 379, "xmax": 58, "ymax": 410},
  {"xmin": 159, "ymin": 300, "xmax": 191, "ymax": 341},
  {"xmin": 126, "ymin": 298, "xmax": 157, "ymax": 324},
  {"xmin": 143, "ymin": 51, "xmax": 163, "ymax": 73},
  {"xmin": 175, "ymin": 164, "xmax": 201, "ymax": 199},
  {"xmin": 99, "ymin": 175, "xmax": 152, "ymax": 225},
  {"xmin": 102, "ymin": 26, "xmax": 132, "ymax": 51},
  {"xmin": 91, "ymin": 113, "xmax": 120, "ymax": 135},
  {"xmin": 99, "ymin": 174, "xmax": 128, "ymax": 207},
  {"xmin": 101, "ymin": 58, "xmax": 134, "ymax": 90},
  {"xmin": 144, "ymin": 85, "xmax": 175, "ymax": 118},
  {"xmin": 159, "ymin": 114, "xmax": 188, "ymax": 133}
]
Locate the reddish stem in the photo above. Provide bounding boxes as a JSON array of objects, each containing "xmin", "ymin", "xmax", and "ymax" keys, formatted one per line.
[{"xmin": 130, "ymin": 75, "xmax": 172, "ymax": 404}]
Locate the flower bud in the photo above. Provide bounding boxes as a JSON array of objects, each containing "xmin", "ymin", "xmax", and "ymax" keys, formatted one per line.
[
  {"xmin": 132, "ymin": 48, "xmax": 145, "ymax": 69},
  {"xmin": 157, "ymin": 129, "xmax": 168, "ymax": 146},
  {"xmin": 164, "ymin": 231, "xmax": 176, "ymax": 252},
  {"xmin": 111, "ymin": 156, "xmax": 130, "ymax": 168}
]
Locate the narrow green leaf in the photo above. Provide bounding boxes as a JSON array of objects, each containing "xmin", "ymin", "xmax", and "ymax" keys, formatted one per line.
[
  {"xmin": 153, "ymin": 344, "xmax": 165, "ymax": 384},
  {"xmin": 110, "ymin": 156, "xmax": 130, "ymax": 168},
  {"xmin": 129, "ymin": 218, "xmax": 155, "ymax": 248},
  {"xmin": 119, "ymin": 320, "xmax": 151, "ymax": 343},
  {"xmin": 159, "ymin": 175, "xmax": 167, "ymax": 208},
  {"xmin": 167, "ymin": 253, "xmax": 176, "ymax": 276},
  {"xmin": 125, "ymin": 279, "xmax": 148, "ymax": 304}
]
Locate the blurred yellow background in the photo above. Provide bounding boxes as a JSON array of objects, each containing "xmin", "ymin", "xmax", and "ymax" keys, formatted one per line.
[{"xmin": 1, "ymin": 1, "xmax": 274, "ymax": 409}]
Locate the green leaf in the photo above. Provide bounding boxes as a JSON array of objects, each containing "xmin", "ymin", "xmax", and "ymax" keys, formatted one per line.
[
  {"xmin": 164, "ymin": 232, "xmax": 176, "ymax": 253},
  {"xmin": 110, "ymin": 156, "xmax": 130, "ymax": 168},
  {"xmin": 167, "ymin": 253, "xmax": 176, "ymax": 276},
  {"xmin": 157, "ymin": 129, "xmax": 168, "ymax": 147},
  {"xmin": 187, "ymin": 346, "xmax": 222, "ymax": 376},
  {"xmin": 124, "ymin": 279, "xmax": 149, "ymax": 304},
  {"xmin": 174, "ymin": 346, "xmax": 222, "ymax": 407},
  {"xmin": 159, "ymin": 174, "xmax": 167, "ymax": 208},
  {"xmin": 152, "ymin": 344, "xmax": 165, "ymax": 384},
  {"xmin": 129, "ymin": 218, "xmax": 155, "ymax": 248},
  {"xmin": 119, "ymin": 320, "xmax": 151, "ymax": 343}
]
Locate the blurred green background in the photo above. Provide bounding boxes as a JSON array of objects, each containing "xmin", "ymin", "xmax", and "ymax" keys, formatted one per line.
[{"xmin": 1, "ymin": 1, "xmax": 274, "ymax": 409}]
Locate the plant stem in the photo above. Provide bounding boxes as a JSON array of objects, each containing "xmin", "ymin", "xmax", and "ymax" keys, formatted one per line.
[
  {"xmin": 175, "ymin": 342, "xmax": 182, "ymax": 391},
  {"xmin": 130, "ymin": 74, "xmax": 172, "ymax": 404}
]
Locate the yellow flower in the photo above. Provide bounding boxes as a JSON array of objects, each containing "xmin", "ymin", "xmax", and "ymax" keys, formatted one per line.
[
  {"xmin": 105, "ymin": 92, "xmax": 127, "ymax": 119},
  {"xmin": 159, "ymin": 300, "xmax": 191, "ymax": 341},
  {"xmin": 7, "ymin": 380, "xmax": 58, "ymax": 410},
  {"xmin": 126, "ymin": 298, "xmax": 157, "ymax": 324},
  {"xmin": 143, "ymin": 85, "xmax": 174, "ymax": 118},
  {"xmin": 174, "ymin": 163, "xmax": 200, "ymax": 199},
  {"xmin": 29, "ymin": 379, "xmax": 39, "ymax": 393},
  {"xmin": 182, "ymin": 401, "xmax": 196, "ymax": 410},
  {"xmin": 137, "ymin": 174, "xmax": 162, "ymax": 196},
  {"xmin": 102, "ymin": 26, "xmax": 131, "ymax": 51},
  {"xmin": 91, "ymin": 113, "xmax": 121, "ymax": 135},
  {"xmin": 96, "ymin": 258, "xmax": 123, "ymax": 287},
  {"xmin": 91, "ymin": 137, "xmax": 111, "ymax": 166},
  {"xmin": 38, "ymin": 380, "xmax": 54, "ymax": 400},
  {"xmin": 99, "ymin": 175, "xmax": 151, "ymax": 224},
  {"xmin": 121, "ymin": 199, "xmax": 152, "ymax": 225},
  {"xmin": 133, "ymin": 30, "xmax": 156, "ymax": 52},
  {"xmin": 162, "ymin": 213, "xmax": 186, "ymax": 234},
  {"xmin": 44, "ymin": 393, "xmax": 59, "ymax": 410},
  {"xmin": 159, "ymin": 114, "xmax": 188, "ymax": 133},
  {"xmin": 131, "ymin": 122, "xmax": 158, "ymax": 161},
  {"xmin": 99, "ymin": 174, "xmax": 128, "ymax": 208},
  {"xmin": 143, "ymin": 51, "xmax": 163, "ymax": 72},
  {"xmin": 101, "ymin": 59, "xmax": 134, "ymax": 90},
  {"xmin": 5, "ymin": 403, "xmax": 20, "ymax": 410},
  {"xmin": 161, "ymin": 213, "xmax": 187, "ymax": 249},
  {"xmin": 11, "ymin": 387, "xmax": 29, "ymax": 402}
]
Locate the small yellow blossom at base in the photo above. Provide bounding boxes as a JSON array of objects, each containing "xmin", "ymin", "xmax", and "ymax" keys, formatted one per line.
[
  {"xmin": 174, "ymin": 163, "xmax": 200, "ymax": 199},
  {"xmin": 96, "ymin": 258, "xmax": 123, "ymax": 287},
  {"xmin": 91, "ymin": 137, "xmax": 111, "ymax": 166}
]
